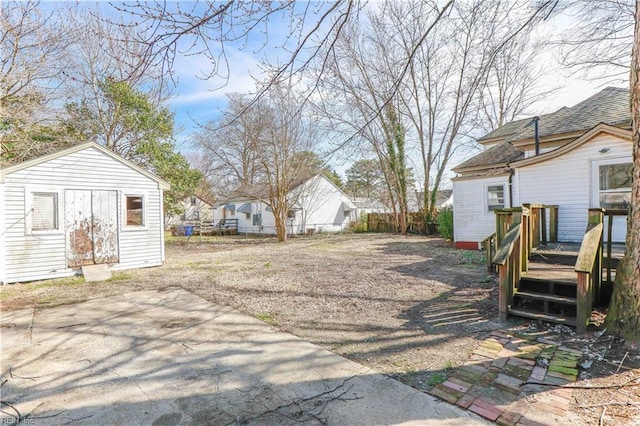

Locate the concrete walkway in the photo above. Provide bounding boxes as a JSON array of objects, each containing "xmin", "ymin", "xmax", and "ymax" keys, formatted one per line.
[{"xmin": 1, "ymin": 288, "xmax": 487, "ymax": 425}]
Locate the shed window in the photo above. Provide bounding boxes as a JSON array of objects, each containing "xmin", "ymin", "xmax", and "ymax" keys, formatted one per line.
[
  {"xmin": 190, "ymin": 196, "xmax": 197, "ymax": 206},
  {"xmin": 487, "ymin": 185, "xmax": 505, "ymax": 211},
  {"xmin": 32, "ymin": 193, "xmax": 58, "ymax": 230},
  {"xmin": 599, "ymin": 163, "xmax": 632, "ymax": 209},
  {"xmin": 126, "ymin": 196, "xmax": 144, "ymax": 226}
]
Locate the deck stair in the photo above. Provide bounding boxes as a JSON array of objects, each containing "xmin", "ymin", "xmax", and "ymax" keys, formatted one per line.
[
  {"xmin": 510, "ymin": 263, "xmax": 579, "ymax": 327},
  {"xmin": 492, "ymin": 206, "xmax": 626, "ymax": 332}
]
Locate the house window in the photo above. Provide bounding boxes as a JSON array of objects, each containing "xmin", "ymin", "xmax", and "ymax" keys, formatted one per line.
[
  {"xmin": 253, "ymin": 213, "xmax": 262, "ymax": 226},
  {"xmin": 32, "ymin": 193, "xmax": 58, "ymax": 230},
  {"xmin": 126, "ymin": 196, "xmax": 144, "ymax": 226},
  {"xmin": 287, "ymin": 210, "xmax": 296, "ymax": 219},
  {"xmin": 599, "ymin": 163, "xmax": 632, "ymax": 209},
  {"xmin": 487, "ymin": 185, "xmax": 505, "ymax": 211},
  {"xmin": 190, "ymin": 196, "xmax": 197, "ymax": 206}
]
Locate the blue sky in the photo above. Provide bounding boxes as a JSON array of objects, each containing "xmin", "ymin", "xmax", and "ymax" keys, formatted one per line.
[{"xmin": 55, "ymin": 2, "xmax": 629, "ymax": 180}]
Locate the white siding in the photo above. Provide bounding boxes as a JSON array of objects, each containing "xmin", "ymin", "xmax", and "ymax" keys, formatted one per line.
[
  {"xmin": 2, "ymin": 146, "xmax": 164, "ymax": 283},
  {"xmin": 453, "ymin": 175, "xmax": 510, "ymax": 245},
  {"xmin": 514, "ymin": 134, "xmax": 631, "ymax": 242},
  {"xmin": 297, "ymin": 175, "xmax": 353, "ymax": 233},
  {"xmin": 216, "ymin": 176, "xmax": 354, "ymax": 236}
]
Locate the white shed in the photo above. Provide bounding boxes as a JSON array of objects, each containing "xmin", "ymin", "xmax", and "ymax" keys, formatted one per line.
[{"xmin": 1, "ymin": 142, "xmax": 170, "ymax": 284}]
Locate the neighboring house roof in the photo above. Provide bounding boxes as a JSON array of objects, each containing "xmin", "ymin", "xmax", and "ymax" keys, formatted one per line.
[
  {"xmin": 406, "ymin": 189, "xmax": 456, "ymax": 211},
  {"xmin": 353, "ymin": 197, "xmax": 389, "ymax": 210},
  {"xmin": 453, "ymin": 87, "xmax": 630, "ymax": 175},
  {"xmin": 0, "ymin": 141, "xmax": 170, "ymax": 189},
  {"xmin": 188, "ymin": 195, "xmax": 214, "ymax": 207},
  {"xmin": 215, "ymin": 174, "xmax": 354, "ymax": 207}
]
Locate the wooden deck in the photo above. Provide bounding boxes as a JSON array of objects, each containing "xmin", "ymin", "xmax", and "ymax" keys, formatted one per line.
[{"xmin": 533, "ymin": 242, "xmax": 625, "ymax": 259}]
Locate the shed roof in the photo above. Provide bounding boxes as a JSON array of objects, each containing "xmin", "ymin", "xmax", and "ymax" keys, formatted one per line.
[{"xmin": 1, "ymin": 142, "xmax": 170, "ymax": 189}]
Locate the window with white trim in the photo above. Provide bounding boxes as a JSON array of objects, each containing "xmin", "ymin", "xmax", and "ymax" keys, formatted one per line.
[
  {"xmin": 487, "ymin": 185, "xmax": 505, "ymax": 211},
  {"xmin": 126, "ymin": 195, "xmax": 144, "ymax": 226},
  {"xmin": 599, "ymin": 163, "xmax": 632, "ymax": 209},
  {"xmin": 32, "ymin": 193, "xmax": 58, "ymax": 230}
]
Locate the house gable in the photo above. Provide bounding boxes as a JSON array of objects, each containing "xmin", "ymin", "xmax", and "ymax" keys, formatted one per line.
[{"xmin": 510, "ymin": 123, "xmax": 632, "ymax": 169}]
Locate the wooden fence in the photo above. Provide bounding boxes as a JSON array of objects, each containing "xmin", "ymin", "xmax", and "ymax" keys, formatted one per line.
[{"xmin": 366, "ymin": 212, "xmax": 437, "ymax": 235}]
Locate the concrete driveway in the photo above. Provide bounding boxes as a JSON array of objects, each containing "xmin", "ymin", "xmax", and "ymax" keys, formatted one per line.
[{"xmin": 1, "ymin": 288, "xmax": 486, "ymax": 425}]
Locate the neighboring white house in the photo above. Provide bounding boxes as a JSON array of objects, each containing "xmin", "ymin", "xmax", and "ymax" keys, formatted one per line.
[
  {"xmin": 212, "ymin": 174, "xmax": 357, "ymax": 235},
  {"xmin": 165, "ymin": 195, "xmax": 214, "ymax": 228},
  {"xmin": 0, "ymin": 142, "xmax": 170, "ymax": 284},
  {"xmin": 451, "ymin": 87, "xmax": 631, "ymax": 249}
]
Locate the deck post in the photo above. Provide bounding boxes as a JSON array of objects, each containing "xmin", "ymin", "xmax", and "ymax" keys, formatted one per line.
[
  {"xmin": 549, "ymin": 206, "xmax": 558, "ymax": 243},
  {"xmin": 576, "ymin": 273, "xmax": 590, "ymax": 334},
  {"xmin": 575, "ymin": 210, "xmax": 604, "ymax": 332},
  {"xmin": 588, "ymin": 209, "xmax": 604, "ymax": 306},
  {"xmin": 540, "ymin": 206, "xmax": 548, "ymax": 245}
]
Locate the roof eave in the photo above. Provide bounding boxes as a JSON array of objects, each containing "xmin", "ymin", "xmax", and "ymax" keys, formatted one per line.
[{"xmin": 510, "ymin": 124, "xmax": 632, "ymax": 168}]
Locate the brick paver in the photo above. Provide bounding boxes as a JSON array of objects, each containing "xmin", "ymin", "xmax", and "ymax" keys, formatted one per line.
[{"xmin": 428, "ymin": 331, "xmax": 580, "ymax": 425}]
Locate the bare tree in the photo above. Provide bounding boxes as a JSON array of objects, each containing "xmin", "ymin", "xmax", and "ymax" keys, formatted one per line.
[
  {"xmin": 0, "ymin": 1, "xmax": 72, "ymax": 165},
  {"xmin": 202, "ymin": 84, "xmax": 319, "ymax": 241},
  {"xmin": 557, "ymin": 0, "xmax": 634, "ymax": 82},
  {"xmin": 251, "ymin": 85, "xmax": 319, "ymax": 242},
  {"xmin": 108, "ymin": 1, "xmax": 360, "ymax": 94},
  {"xmin": 192, "ymin": 93, "xmax": 263, "ymax": 195},
  {"xmin": 388, "ymin": 0, "xmax": 558, "ymax": 219},
  {"xmin": 478, "ymin": 35, "xmax": 557, "ymax": 134}
]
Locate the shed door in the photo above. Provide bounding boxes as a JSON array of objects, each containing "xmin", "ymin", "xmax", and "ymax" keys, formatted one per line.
[{"xmin": 65, "ymin": 190, "xmax": 119, "ymax": 268}]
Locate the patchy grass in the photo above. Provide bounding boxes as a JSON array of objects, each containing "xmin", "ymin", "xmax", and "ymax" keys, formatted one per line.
[
  {"xmin": 107, "ymin": 272, "xmax": 132, "ymax": 282},
  {"xmin": 0, "ymin": 288, "xmax": 18, "ymax": 301},
  {"xmin": 255, "ymin": 312, "xmax": 278, "ymax": 325},
  {"xmin": 26, "ymin": 276, "xmax": 85, "ymax": 290},
  {"xmin": 458, "ymin": 249, "xmax": 486, "ymax": 265},
  {"xmin": 428, "ymin": 373, "xmax": 447, "ymax": 386}
]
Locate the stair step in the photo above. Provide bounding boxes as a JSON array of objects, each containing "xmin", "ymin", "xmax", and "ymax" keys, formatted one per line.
[
  {"xmin": 514, "ymin": 291, "xmax": 577, "ymax": 305},
  {"xmin": 508, "ymin": 307, "xmax": 577, "ymax": 327},
  {"xmin": 524, "ymin": 263, "xmax": 577, "ymax": 284}
]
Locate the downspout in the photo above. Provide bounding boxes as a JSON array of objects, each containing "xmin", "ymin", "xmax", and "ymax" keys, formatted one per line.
[
  {"xmin": 508, "ymin": 168, "xmax": 514, "ymax": 208},
  {"xmin": 533, "ymin": 116, "xmax": 540, "ymax": 156}
]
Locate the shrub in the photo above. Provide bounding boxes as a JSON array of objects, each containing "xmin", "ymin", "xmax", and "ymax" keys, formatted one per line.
[
  {"xmin": 437, "ymin": 208, "xmax": 454, "ymax": 240},
  {"xmin": 350, "ymin": 213, "xmax": 368, "ymax": 233}
]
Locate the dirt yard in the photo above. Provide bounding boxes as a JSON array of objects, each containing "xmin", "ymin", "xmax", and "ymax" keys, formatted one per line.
[{"xmin": 2, "ymin": 233, "xmax": 639, "ymax": 425}]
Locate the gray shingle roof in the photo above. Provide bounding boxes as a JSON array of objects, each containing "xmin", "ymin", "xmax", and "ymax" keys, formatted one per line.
[
  {"xmin": 509, "ymin": 87, "xmax": 629, "ymax": 142},
  {"xmin": 453, "ymin": 141, "xmax": 524, "ymax": 171},
  {"xmin": 455, "ymin": 87, "xmax": 630, "ymax": 172}
]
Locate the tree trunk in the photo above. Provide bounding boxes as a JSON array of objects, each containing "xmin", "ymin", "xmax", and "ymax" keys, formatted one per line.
[
  {"xmin": 605, "ymin": 1, "xmax": 640, "ymax": 343},
  {"xmin": 274, "ymin": 211, "xmax": 288, "ymax": 242}
]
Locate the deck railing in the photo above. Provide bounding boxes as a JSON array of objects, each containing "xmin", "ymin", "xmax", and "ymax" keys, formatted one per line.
[
  {"xmin": 481, "ymin": 232, "xmax": 497, "ymax": 273},
  {"xmin": 493, "ymin": 223, "xmax": 522, "ymax": 321},
  {"xmin": 575, "ymin": 209, "xmax": 604, "ymax": 332},
  {"xmin": 493, "ymin": 204, "xmax": 559, "ymax": 322},
  {"xmin": 603, "ymin": 209, "xmax": 628, "ymax": 284}
]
